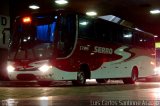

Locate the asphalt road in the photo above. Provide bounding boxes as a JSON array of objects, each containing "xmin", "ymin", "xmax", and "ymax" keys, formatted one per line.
[{"xmin": 0, "ymin": 80, "xmax": 160, "ymax": 106}]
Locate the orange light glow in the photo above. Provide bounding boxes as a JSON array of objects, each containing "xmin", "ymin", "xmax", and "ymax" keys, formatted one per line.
[
  {"xmin": 150, "ymin": 61, "xmax": 155, "ymax": 65},
  {"xmin": 22, "ymin": 17, "xmax": 31, "ymax": 23}
]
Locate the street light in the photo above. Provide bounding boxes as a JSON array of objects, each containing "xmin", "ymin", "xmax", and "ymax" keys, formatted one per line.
[
  {"xmin": 86, "ymin": 11, "xmax": 97, "ymax": 16},
  {"xmin": 55, "ymin": 0, "xmax": 68, "ymax": 5},
  {"xmin": 29, "ymin": 4, "xmax": 40, "ymax": 10},
  {"xmin": 150, "ymin": 9, "xmax": 160, "ymax": 14}
]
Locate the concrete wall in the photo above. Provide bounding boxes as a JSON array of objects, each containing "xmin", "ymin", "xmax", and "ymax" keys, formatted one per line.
[
  {"xmin": 0, "ymin": 0, "xmax": 10, "ymax": 80},
  {"xmin": 0, "ymin": 0, "xmax": 10, "ymax": 49}
]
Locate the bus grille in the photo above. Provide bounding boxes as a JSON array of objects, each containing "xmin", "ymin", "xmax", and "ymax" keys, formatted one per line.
[
  {"xmin": 17, "ymin": 68, "xmax": 38, "ymax": 71},
  {"xmin": 17, "ymin": 74, "xmax": 37, "ymax": 81}
]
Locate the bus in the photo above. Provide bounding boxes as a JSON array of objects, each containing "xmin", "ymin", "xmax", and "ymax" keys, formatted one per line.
[{"xmin": 7, "ymin": 10, "xmax": 156, "ymax": 86}]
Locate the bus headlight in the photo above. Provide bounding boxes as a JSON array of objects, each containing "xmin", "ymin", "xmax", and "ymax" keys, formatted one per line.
[
  {"xmin": 7, "ymin": 65, "xmax": 15, "ymax": 73},
  {"xmin": 38, "ymin": 64, "xmax": 52, "ymax": 73}
]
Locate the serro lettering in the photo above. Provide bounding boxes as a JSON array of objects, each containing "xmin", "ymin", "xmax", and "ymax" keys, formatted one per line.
[{"xmin": 93, "ymin": 46, "xmax": 113, "ymax": 54}]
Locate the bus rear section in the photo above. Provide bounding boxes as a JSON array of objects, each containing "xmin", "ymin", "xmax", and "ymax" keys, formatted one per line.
[
  {"xmin": 76, "ymin": 15, "xmax": 155, "ymax": 84},
  {"xmin": 7, "ymin": 11, "xmax": 156, "ymax": 86}
]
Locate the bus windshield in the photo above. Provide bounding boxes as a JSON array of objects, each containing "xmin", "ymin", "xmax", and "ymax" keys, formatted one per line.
[{"xmin": 9, "ymin": 15, "xmax": 57, "ymax": 60}]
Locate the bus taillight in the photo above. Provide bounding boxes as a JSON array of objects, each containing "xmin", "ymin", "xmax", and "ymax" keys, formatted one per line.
[{"xmin": 22, "ymin": 17, "xmax": 32, "ymax": 23}]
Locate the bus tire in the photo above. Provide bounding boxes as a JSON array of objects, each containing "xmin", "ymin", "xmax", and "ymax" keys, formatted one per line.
[
  {"xmin": 37, "ymin": 81, "xmax": 52, "ymax": 87},
  {"xmin": 96, "ymin": 79, "xmax": 108, "ymax": 83},
  {"xmin": 123, "ymin": 67, "xmax": 138, "ymax": 84},
  {"xmin": 72, "ymin": 71, "xmax": 86, "ymax": 86}
]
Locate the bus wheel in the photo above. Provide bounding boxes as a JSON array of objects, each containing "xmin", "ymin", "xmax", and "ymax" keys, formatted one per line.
[
  {"xmin": 72, "ymin": 71, "xmax": 86, "ymax": 86},
  {"xmin": 37, "ymin": 81, "xmax": 52, "ymax": 87},
  {"xmin": 96, "ymin": 79, "xmax": 108, "ymax": 84},
  {"xmin": 123, "ymin": 67, "xmax": 138, "ymax": 84}
]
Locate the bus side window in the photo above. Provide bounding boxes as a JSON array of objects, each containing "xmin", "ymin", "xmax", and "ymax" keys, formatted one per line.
[
  {"xmin": 143, "ymin": 36, "xmax": 154, "ymax": 48},
  {"xmin": 78, "ymin": 16, "xmax": 95, "ymax": 39},
  {"xmin": 122, "ymin": 29, "xmax": 133, "ymax": 45},
  {"xmin": 58, "ymin": 14, "xmax": 76, "ymax": 57},
  {"xmin": 112, "ymin": 25, "xmax": 123, "ymax": 44},
  {"xmin": 134, "ymin": 32, "xmax": 145, "ymax": 48},
  {"xmin": 134, "ymin": 33, "xmax": 140, "ymax": 47},
  {"xmin": 95, "ymin": 19, "xmax": 112, "ymax": 43}
]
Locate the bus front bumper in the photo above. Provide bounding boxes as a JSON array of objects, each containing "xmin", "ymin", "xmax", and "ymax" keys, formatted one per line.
[{"xmin": 7, "ymin": 66, "xmax": 54, "ymax": 81}]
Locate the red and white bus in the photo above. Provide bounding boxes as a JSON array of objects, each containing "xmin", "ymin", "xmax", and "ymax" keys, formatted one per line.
[{"xmin": 7, "ymin": 11, "xmax": 156, "ymax": 86}]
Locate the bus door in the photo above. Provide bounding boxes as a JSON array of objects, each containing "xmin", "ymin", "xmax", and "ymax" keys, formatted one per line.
[{"xmin": 56, "ymin": 14, "xmax": 76, "ymax": 58}]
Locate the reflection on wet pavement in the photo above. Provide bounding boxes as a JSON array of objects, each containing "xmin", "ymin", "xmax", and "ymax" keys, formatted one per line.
[{"xmin": 2, "ymin": 87, "xmax": 160, "ymax": 106}]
